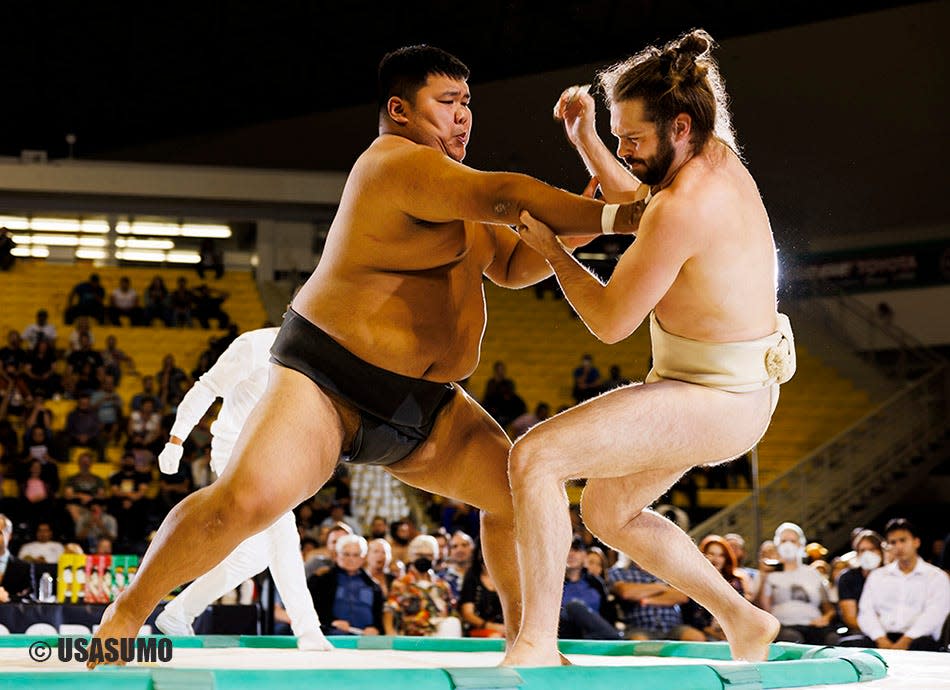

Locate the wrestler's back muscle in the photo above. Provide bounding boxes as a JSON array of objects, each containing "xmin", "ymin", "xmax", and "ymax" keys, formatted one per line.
[
  {"xmin": 653, "ymin": 147, "xmax": 778, "ymax": 343},
  {"xmin": 294, "ymin": 137, "xmax": 496, "ymax": 382}
]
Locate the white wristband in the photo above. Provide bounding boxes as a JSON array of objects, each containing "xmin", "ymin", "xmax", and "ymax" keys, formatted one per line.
[{"xmin": 601, "ymin": 203, "xmax": 620, "ymax": 235}]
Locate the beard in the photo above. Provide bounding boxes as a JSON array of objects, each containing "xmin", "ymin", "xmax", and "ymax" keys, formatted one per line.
[{"xmin": 624, "ymin": 120, "xmax": 675, "ymax": 186}]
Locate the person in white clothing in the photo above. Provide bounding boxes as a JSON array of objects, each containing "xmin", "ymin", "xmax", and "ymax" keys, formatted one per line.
[
  {"xmin": 857, "ymin": 518, "xmax": 950, "ymax": 651},
  {"xmin": 155, "ymin": 327, "xmax": 331, "ymax": 650},
  {"xmin": 17, "ymin": 523, "xmax": 65, "ymax": 564}
]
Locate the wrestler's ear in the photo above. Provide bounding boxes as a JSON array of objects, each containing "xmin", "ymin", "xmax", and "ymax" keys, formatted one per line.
[
  {"xmin": 387, "ymin": 96, "xmax": 411, "ymax": 125},
  {"xmin": 672, "ymin": 113, "xmax": 692, "ymax": 142}
]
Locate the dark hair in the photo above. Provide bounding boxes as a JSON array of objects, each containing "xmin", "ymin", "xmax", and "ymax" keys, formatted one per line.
[
  {"xmin": 884, "ymin": 518, "xmax": 918, "ymax": 540},
  {"xmin": 597, "ymin": 29, "xmax": 736, "ymax": 154},
  {"xmin": 378, "ymin": 44, "xmax": 469, "ymax": 112}
]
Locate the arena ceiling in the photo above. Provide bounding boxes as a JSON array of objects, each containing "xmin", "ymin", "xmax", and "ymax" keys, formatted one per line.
[{"xmin": 0, "ymin": 0, "xmax": 921, "ymax": 166}]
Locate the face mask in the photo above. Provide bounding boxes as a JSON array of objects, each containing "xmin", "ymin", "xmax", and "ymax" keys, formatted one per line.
[
  {"xmin": 777, "ymin": 542, "xmax": 800, "ymax": 562},
  {"xmin": 412, "ymin": 557, "xmax": 433, "ymax": 573},
  {"xmin": 859, "ymin": 551, "xmax": 882, "ymax": 571}
]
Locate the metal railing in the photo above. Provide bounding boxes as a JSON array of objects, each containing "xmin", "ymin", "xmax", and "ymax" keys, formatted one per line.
[
  {"xmin": 690, "ymin": 278, "xmax": 949, "ymax": 550},
  {"xmin": 689, "ymin": 364, "xmax": 949, "ymax": 549}
]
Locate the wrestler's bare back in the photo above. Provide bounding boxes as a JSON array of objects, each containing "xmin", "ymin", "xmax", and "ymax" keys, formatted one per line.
[
  {"xmin": 294, "ymin": 136, "xmax": 496, "ymax": 383},
  {"xmin": 650, "ymin": 142, "xmax": 778, "ymax": 343}
]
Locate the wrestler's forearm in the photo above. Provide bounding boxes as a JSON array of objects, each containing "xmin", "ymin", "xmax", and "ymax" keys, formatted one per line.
[
  {"xmin": 497, "ymin": 240, "xmax": 554, "ymax": 288},
  {"xmin": 491, "ymin": 173, "xmax": 640, "ymax": 236},
  {"xmin": 574, "ymin": 131, "xmax": 642, "ymax": 202},
  {"xmin": 545, "ymin": 249, "xmax": 628, "ymax": 344}
]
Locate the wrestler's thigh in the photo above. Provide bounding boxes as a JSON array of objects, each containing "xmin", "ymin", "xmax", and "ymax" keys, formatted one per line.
[
  {"xmin": 215, "ymin": 364, "xmax": 345, "ymax": 513},
  {"xmin": 514, "ymin": 380, "xmax": 772, "ymax": 481},
  {"xmin": 385, "ymin": 385, "xmax": 512, "ymax": 515}
]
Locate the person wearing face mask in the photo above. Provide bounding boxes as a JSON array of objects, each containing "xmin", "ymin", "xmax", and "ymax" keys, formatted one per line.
[
  {"xmin": 837, "ymin": 530, "xmax": 884, "ymax": 646},
  {"xmin": 384, "ymin": 534, "xmax": 460, "ymax": 636},
  {"xmin": 759, "ymin": 522, "xmax": 837, "ymax": 645}
]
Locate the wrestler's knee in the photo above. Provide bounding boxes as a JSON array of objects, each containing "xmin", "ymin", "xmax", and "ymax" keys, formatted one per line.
[
  {"xmin": 508, "ymin": 431, "xmax": 564, "ymax": 491},
  {"xmin": 216, "ymin": 480, "xmax": 283, "ymax": 534}
]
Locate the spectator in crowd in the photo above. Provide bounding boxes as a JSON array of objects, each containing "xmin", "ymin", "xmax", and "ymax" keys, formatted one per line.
[
  {"xmin": 0, "ymin": 227, "xmax": 15, "ymax": 271},
  {"xmin": 193, "ymin": 284, "xmax": 231, "ymax": 330},
  {"xmin": 23, "ymin": 396, "xmax": 53, "ymax": 440},
  {"xmin": 306, "ymin": 523, "xmax": 353, "ymax": 578},
  {"xmin": 856, "ymin": 518, "xmax": 950, "ymax": 651},
  {"xmin": 65, "ymin": 273, "xmax": 105, "ymax": 325},
  {"xmin": 63, "ymin": 393, "xmax": 104, "ymax": 460},
  {"xmin": 170, "ymin": 277, "xmax": 194, "ymax": 327},
  {"xmin": 319, "ymin": 500, "xmax": 362, "ymax": 535},
  {"xmin": 366, "ymin": 537, "xmax": 398, "ymax": 598},
  {"xmin": 439, "ymin": 530, "xmax": 475, "ymax": 600},
  {"xmin": 22, "ymin": 309, "xmax": 57, "ymax": 349},
  {"xmin": 67, "ymin": 316, "xmax": 95, "ymax": 352},
  {"xmin": 509, "ymin": 402, "xmax": 551, "ymax": 440},
  {"xmin": 585, "ymin": 546, "xmax": 609, "ymax": 580},
  {"xmin": 0, "ymin": 330, "xmax": 27, "ymax": 369},
  {"xmin": 385, "ymin": 534, "xmax": 460, "ymax": 637},
  {"xmin": 560, "ymin": 538, "xmax": 619, "ymax": 640},
  {"xmin": 389, "ymin": 519, "xmax": 414, "ymax": 570},
  {"xmin": 65, "ymin": 332, "xmax": 104, "ymax": 393},
  {"xmin": 572, "ymin": 353, "xmax": 603, "ymax": 403},
  {"xmin": 459, "ymin": 544, "xmax": 505, "ymax": 638},
  {"xmin": 62, "ymin": 451, "xmax": 107, "ymax": 522},
  {"xmin": 1, "ymin": 358, "xmax": 32, "ymax": 417},
  {"xmin": 143, "ymin": 276, "xmax": 171, "ymax": 326},
  {"xmin": 602, "ymin": 364, "xmax": 633, "ymax": 392},
  {"xmin": 197, "ymin": 239, "xmax": 225, "ymax": 280},
  {"xmin": 0, "ymin": 514, "xmax": 32, "ymax": 601},
  {"xmin": 108, "ymin": 276, "xmax": 144, "ymax": 326},
  {"xmin": 683, "ymin": 535, "xmax": 746, "ymax": 640},
  {"xmin": 130, "ymin": 375, "xmax": 161, "ymax": 412},
  {"xmin": 21, "ymin": 425, "xmax": 61, "ymax": 484},
  {"xmin": 156, "ymin": 354, "xmax": 188, "ymax": 408},
  {"xmin": 608, "ymin": 554, "xmax": 704, "ymax": 641},
  {"xmin": 308, "ymin": 534, "xmax": 383, "ymax": 636},
  {"xmin": 91, "ymin": 374, "xmax": 124, "ymax": 445},
  {"xmin": 17, "ymin": 522, "xmax": 65, "ymax": 563},
  {"xmin": 158, "ymin": 454, "xmax": 193, "ymax": 514},
  {"xmin": 18, "ymin": 459, "xmax": 57, "ymax": 528},
  {"xmin": 127, "ymin": 398, "xmax": 162, "ymax": 450},
  {"xmin": 368, "ymin": 516, "xmax": 390, "ymax": 541},
  {"xmin": 760, "ymin": 522, "xmax": 836, "ymax": 645},
  {"xmin": 108, "ymin": 451, "xmax": 152, "ymax": 549},
  {"xmin": 102, "ymin": 335, "xmax": 137, "ymax": 385},
  {"xmin": 725, "ymin": 533, "xmax": 760, "ymax": 601},
  {"xmin": 22, "ymin": 338, "xmax": 60, "ymax": 397},
  {"xmin": 837, "ymin": 529, "xmax": 885, "ymax": 645},
  {"xmin": 481, "ymin": 361, "xmax": 514, "ymax": 402},
  {"xmin": 482, "ymin": 380, "xmax": 526, "ymax": 431},
  {"xmin": 74, "ymin": 499, "xmax": 119, "ymax": 553}
]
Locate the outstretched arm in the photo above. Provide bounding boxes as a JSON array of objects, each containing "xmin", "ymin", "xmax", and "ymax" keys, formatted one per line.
[
  {"xmin": 380, "ymin": 143, "xmax": 644, "ymax": 237},
  {"xmin": 517, "ymin": 196, "xmax": 692, "ymax": 344}
]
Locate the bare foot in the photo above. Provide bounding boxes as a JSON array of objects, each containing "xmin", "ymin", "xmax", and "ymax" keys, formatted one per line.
[
  {"xmin": 86, "ymin": 601, "xmax": 147, "ymax": 669},
  {"xmin": 720, "ymin": 606, "xmax": 780, "ymax": 662},
  {"xmin": 500, "ymin": 639, "xmax": 562, "ymax": 667}
]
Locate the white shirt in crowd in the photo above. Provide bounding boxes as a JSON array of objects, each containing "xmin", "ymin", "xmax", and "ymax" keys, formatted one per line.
[
  {"xmin": 170, "ymin": 328, "xmax": 278, "ymax": 474},
  {"xmin": 111, "ymin": 287, "xmax": 139, "ymax": 310},
  {"xmin": 23, "ymin": 322, "xmax": 57, "ymax": 348},
  {"xmin": 764, "ymin": 566, "xmax": 830, "ymax": 626},
  {"xmin": 18, "ymin": 540, "xmax": 65, "ymax": 564},
  {"xmin": 857, "ymin": 557, "xmax": 950, "ymax": 641}
]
